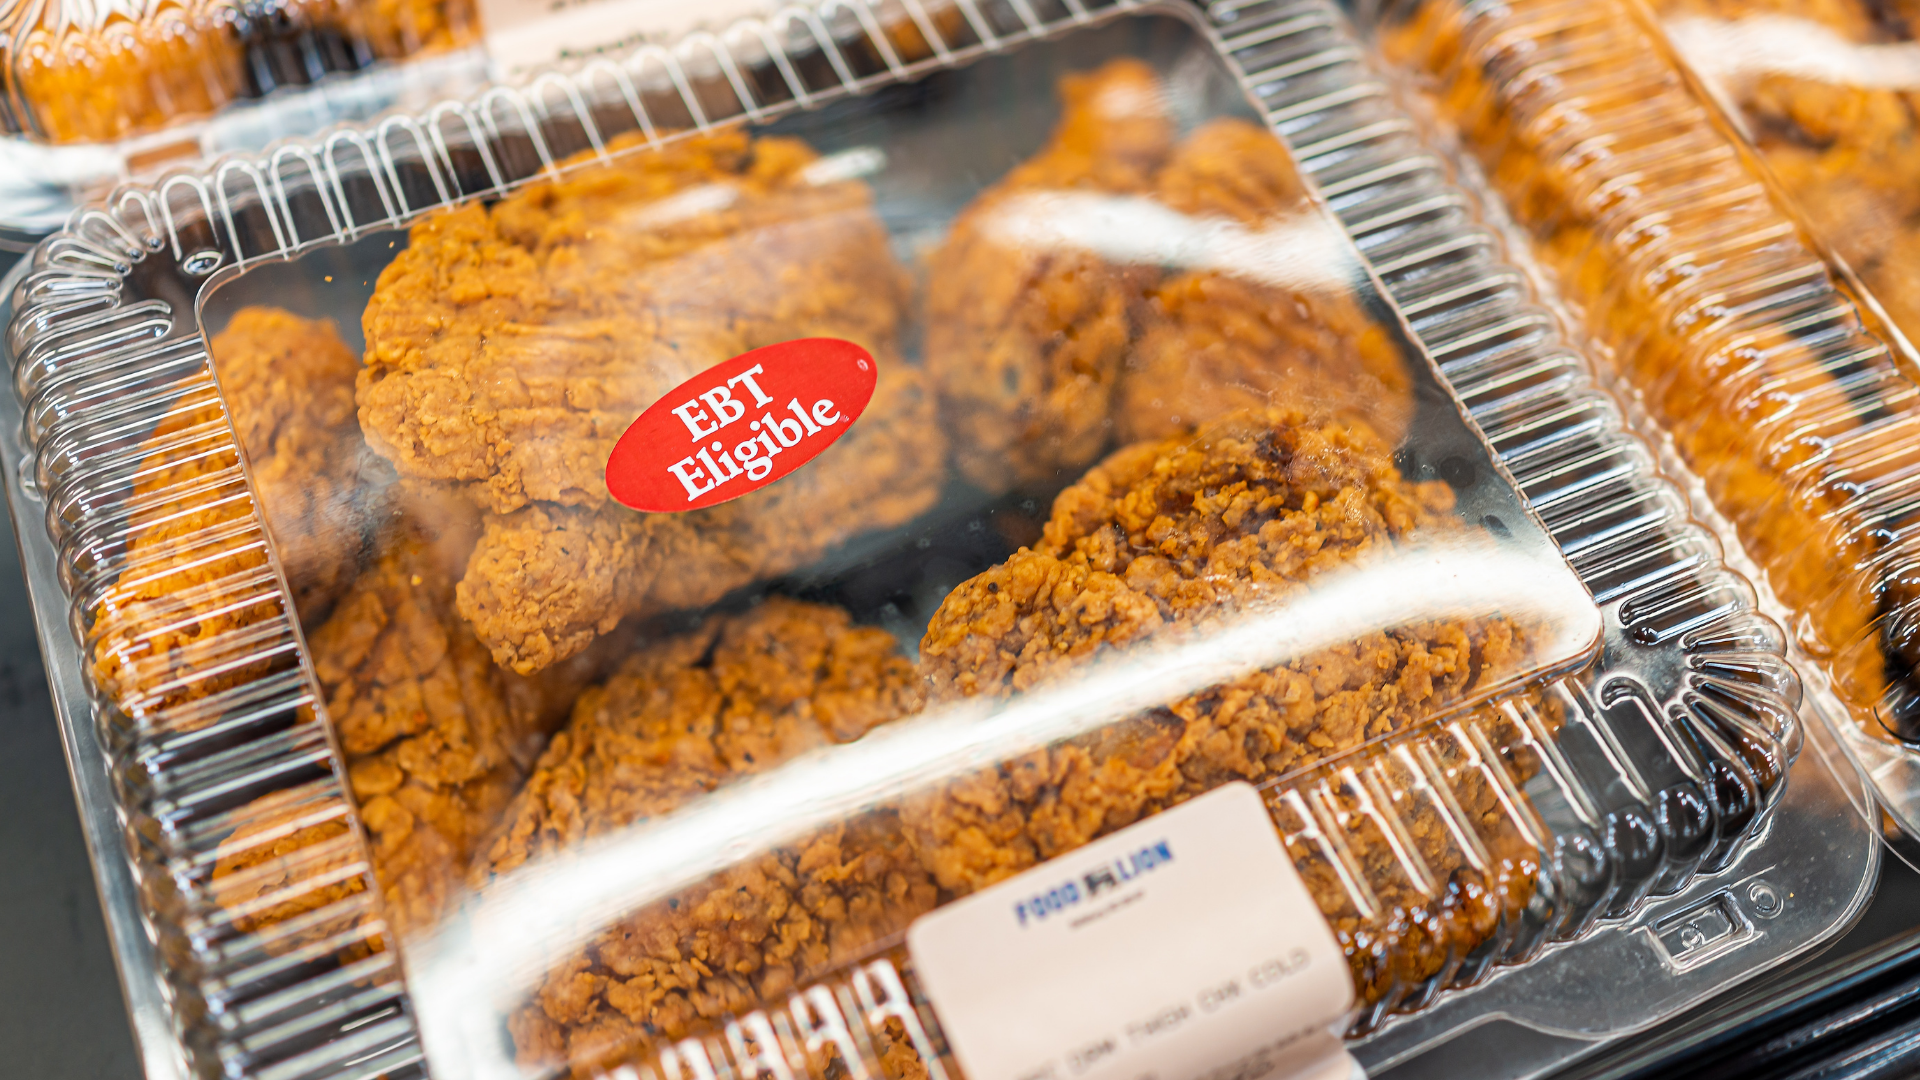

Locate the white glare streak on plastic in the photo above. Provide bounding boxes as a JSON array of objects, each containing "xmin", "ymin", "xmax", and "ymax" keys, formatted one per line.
[
  {"xmin": 620, "ymin": 184, "xmax": 738, "ymax": 229},
  {"xmin": 406, "ymin": 542, "xmax": 1587, "ymax": 1080},
  {"xmin": 979, "ymin": 191, "xmax": 1355, "ymax": 292},
  {"xmin": 1666, "ymin": 15, "xmax": 1920, "ymax": 91},
  {"xmin": 800, "ymin": 147, "xmax": 890, "ymax": 186},
  {"xmin": 614, "ymin": 149, "xmax": 885, "ymax": 230}
]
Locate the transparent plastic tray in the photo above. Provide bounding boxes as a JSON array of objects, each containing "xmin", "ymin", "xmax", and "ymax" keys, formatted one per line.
[
  {"xmin": 0, "ymin": 0, "xmax": 1877, "ymax": 1078},
  {"xmin": 1359, "ymin": 0, "xmax": 1920, "ymax": 849}
]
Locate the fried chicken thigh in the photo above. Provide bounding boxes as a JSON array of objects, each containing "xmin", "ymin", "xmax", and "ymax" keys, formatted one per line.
[
  {"xmin": 1119, "ymin": 121, "xmax": 1413, "ymax": 444},
  {"xmin": 926, "ymin": 61, "xmax": 1415, "ymax": 493},
  {"xmin": 924, "ymin": 58, "xmax": 1173, "ymax": 492}
]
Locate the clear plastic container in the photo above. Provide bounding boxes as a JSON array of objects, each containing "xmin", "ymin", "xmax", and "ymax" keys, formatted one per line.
[
  {"xmin": 0, "ymin": 1, "xmax": 1875, "ymax": 1079},
  {"xmin": 1362, "ymin": 0, "xmax": 1920, "ymax": 846}
]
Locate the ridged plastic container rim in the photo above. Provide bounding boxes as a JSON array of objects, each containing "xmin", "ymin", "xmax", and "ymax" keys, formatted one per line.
[{"xmin": 1351, "ymin": 0, "xmax": 1920, "ymax": 855}]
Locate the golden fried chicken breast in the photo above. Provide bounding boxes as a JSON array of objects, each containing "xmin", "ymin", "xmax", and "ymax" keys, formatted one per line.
[
  {"xmin": 906, "ymin": 407, "xmax": 1535, "ymax": 1004},
  {"xmin": 359, "ymin": 128, "xmax": 911, "ymax": 515},
  {"xmin": 478, "ymin": 599, "xmax": 934, "ymax": 1075},
  {"xmin": 360, "ymin": 129, "xmax": 945, "ymax": 674}
]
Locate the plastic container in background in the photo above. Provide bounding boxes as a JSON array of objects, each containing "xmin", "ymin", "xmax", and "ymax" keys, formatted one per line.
[
  {"xmin": 1361, "ymin": 0, "xmax": 1920, "ymax": 847},
  {"xmin": 0, "ymin": 0, "xmax": 961, "ymax": 242},
  {"xmin": 0, "ymin": 2, "xmax": 1876, "ymax": 1080},
  {"xmin": 0, "ymin": 0, "xmax": 495, "ymax": 239}
]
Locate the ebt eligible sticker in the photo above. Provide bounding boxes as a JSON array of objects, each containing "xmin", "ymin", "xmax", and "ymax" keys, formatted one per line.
[{"xmin": 606, "ymin": 338, "xmax": 876, "ymax": 512}]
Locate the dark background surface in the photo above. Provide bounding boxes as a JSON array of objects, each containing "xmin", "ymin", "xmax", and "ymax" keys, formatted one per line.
[{"xmin": 0, "ymin": 513, "xmax": 144, "ymax": 1079}]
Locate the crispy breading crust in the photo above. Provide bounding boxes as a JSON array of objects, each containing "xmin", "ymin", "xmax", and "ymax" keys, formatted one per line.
[
  {"xmin": 478, "ymin": 599, "xmax": 933, "ymax": 1075},
  {"xmin": 91, "ymin": 307, "xmax": 368, "ymax": 725},
  {"xmin": 360, "ymin": 128, "xmax": 943, "ymax": 673},
  {"xmin": 924, "ymin": 58, "xmax": 1172, "ymax": 492},
  {"xmin": 1119, "ymin": 120, "xmax": 1413, "ymax": 445},
  {"xmin": 214, "ymin": 494, "xmax": 614, "ymax": 945},
  {"xmin": 454, "ymin": 360, "xmax": 945, "ymax": 674},
  {"xmin": 907, "ymin": 408, "xmax": 1533, "ymax": 1002},
  {"xmin": 359, "ymin": 128, "xmax": 911, "ymax": 516},
  {"xmin": 926, "ymin": 62, "xmax": 1415, "ymax": 493}
]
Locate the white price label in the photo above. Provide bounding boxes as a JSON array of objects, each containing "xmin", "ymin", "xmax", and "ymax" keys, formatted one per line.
[
  {"xmin": 477, "ymin": 0, "xmax": 779, "ymax": 77},
  {"xmin": 907, "ymin": 782, "xmax": 1360, "ymax": 1080}
]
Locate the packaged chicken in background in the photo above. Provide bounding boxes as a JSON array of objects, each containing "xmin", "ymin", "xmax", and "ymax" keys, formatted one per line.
[{"xmin": 1369, "ymin": 0, "xmax": 1920, "ymax": 851}]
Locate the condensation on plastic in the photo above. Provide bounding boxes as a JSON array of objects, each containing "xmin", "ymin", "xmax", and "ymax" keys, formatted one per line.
[
  {"xmin": 1361, "ymin": 0, "xmax": 1920, "ymax": 843},
  {"xmin": 0, "ymin": 1, "xmax": 1833, "ymax": 1079}
]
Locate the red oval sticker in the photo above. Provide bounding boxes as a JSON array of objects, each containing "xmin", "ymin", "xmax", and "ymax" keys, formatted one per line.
[{"xmin": 606, "ymin": 338, "xmax": 878, "ymax": 513}]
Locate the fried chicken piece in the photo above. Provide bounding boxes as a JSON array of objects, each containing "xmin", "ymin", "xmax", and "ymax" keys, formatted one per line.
[
  {"xmin": 361, "ymin": 128, "xmax": 942, "ymax": 673},
  {"xmin": 923, "ymin": 58, "xmax": 1173, "ymax": 492},
  {"xmin": 208, "ymin": 784, "xmax": 382, "ymax": 961},
  {"xmin": 213, "ymin": 493, "xmax": 616, "ymax": 947},
  {"xmin": 1117, "ymin": 120, "xmax": 1414, "ymax": 445},
  {"xmin": 320, "ymin": 507, "xmax": 612, "ymax": 936},
  {"xmin": 1657, "ymin": 0, "xmax": 1920, "ymax": 335},
  {"xmin": 90, "ymin": 307, "xmax": 370, "ymax": 727},
  {"xmin": 905, "ymin": 407, "xmax": 1535, "ymax": 1005},
  {"xmin": 927, "ymin": 64, "xmax": 1415, "ymax": 491},
  {"xmin": 261, "ymin": 0, "xmax": 476, "ymax": 64},
  {"xmin": 456, "ymin": 359, "xmax": 945, "ymax": 674},
  {"xmin": 359, "ymin": 128, "xmax": 911, "ymax": 516},
  {"xmin": 478, "ymin": 599, "xmax": 935, "ymax": 1076},
  {"xmin": 349, "ymin": 0, "xmax": 476, "ymax": 57},
  {"xmin": 215, "ymin": 307, "xmax": 374, "ymax": 610}
]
